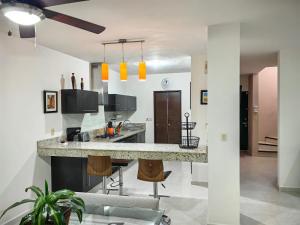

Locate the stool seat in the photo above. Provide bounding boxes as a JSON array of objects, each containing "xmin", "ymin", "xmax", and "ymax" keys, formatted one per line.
[
  {"xmin": 112, "ymin": 159, "xmax": 130, "ymax": 167},
  {"xmin": 137, "ymin": 159, "xmax": 172, "ymax": 199}
]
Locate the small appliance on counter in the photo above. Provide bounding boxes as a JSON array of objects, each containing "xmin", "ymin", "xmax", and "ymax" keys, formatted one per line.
[{"xmin": 66, "ymin": 127, "xmax": 90, "ymax": 142}]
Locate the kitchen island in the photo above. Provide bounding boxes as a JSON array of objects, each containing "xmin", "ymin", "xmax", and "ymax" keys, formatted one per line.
[
  {"xmin": 38, "ymin": 142, "xmax": 207, "ymax": 162},
  {"xmin": 37, "ymin": 128, "xmax": 207, "ymax": 192}
]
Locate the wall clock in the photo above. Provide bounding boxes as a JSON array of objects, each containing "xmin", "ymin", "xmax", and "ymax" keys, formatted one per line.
[{"xmin": 161, "ymin": 78, "xmax": 169, "ymax": 89}]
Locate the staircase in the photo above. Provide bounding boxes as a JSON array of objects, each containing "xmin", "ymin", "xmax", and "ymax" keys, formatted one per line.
[{"xmin": 258, "ymin": 136, "xmax": 278, "ymax": 153}]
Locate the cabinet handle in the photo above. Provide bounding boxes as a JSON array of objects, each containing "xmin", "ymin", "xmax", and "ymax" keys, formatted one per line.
[{"xmin": 83, "ymin": 110, "xmax": 96, "ymax": 112}]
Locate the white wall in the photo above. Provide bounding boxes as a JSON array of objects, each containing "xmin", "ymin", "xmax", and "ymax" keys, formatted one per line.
[
  {"xmin": 0, "ymin": 33, "xmax": 90, "ymax": 223},
  {"xmin": 207, "ymin": 23, "xmax": 240, "ymax": 225},
  {"xmin": 108, "ymin": 69, "xmax": 127, "ymax": 95},
  {"xmin": 278, "ymin": 49, "xmax": 300, "ymax": 190},
  {"xmin": 191, "ymin": 54, "xmax": 207, "ymax": 145},
  {"xmin": 125, "ymin": 73, "xmax": 191, "ymax": 143},
  {"xmin": 258, "ymin": 67, "xmax": 278, "ymax": 141}
]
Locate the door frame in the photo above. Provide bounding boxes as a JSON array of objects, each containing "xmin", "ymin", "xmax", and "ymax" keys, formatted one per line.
[{"xmin": 153, "ymin": 90, "xmax": 182, "ymax": 143}]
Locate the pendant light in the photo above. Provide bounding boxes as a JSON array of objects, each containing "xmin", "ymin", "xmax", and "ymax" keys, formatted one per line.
[
  {"xmin": 138, "ymin": 41, "xmax": 146, "ymax": 81},
  {"xmin": 120, "ymin": 43, "xmax": 127, "ymax": 81},
  {"xmin": 101, "ymin": 44, "xmax": 109, "ymax": 82}
]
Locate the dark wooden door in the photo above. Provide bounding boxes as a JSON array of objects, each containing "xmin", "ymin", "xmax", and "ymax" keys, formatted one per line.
[
  {"xmin": 154, "ymin": 91, "xmax": 181, "ymax": 144},
  {"xmin": 240, "ymin": 91, "xmax": 248, "ymax": 150}
]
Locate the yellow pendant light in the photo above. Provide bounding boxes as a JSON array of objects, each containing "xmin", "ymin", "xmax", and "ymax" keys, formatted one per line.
[
  {"xmin": 120, "ymin": 43, "xmax": 127, "ymax": 81},
  {"xmin": 101, "ymin": 44, "xmax": 109, "ymax": 82},
  {"xmin": 138, "ymin": 41, "xmax": 146, "ymax": 81}
]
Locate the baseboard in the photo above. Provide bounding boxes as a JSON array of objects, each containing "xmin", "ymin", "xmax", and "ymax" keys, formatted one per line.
[
  {"xmin": 2, "ymin": 210, "xmax": 30, "ymax": 225},
  {"xmin": 279, "ymin": 187, "xmax": 300, "ymax": 193}
]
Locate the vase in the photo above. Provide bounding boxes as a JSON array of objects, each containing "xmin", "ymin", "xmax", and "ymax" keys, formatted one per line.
[
  {"xmin": 80, "ymin": 78, "xmax": 84, "ymax": 90},
  {"xmin": 71, "ymin": 73, "xmax": 76, "ymax": 90},
  {"xmin": 60, "ymin": 74, "xmax": 65, "ymax": 89}
]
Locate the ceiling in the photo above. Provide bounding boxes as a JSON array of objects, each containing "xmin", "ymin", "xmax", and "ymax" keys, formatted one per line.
[{"xmin": 0, "ymin": 0, "xmax": 299, "ymax": 74}]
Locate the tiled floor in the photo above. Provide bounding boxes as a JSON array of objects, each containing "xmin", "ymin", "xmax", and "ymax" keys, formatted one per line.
[{"xmin": 93, "ymin": 155, "xmax": 300, "ymax": 225}]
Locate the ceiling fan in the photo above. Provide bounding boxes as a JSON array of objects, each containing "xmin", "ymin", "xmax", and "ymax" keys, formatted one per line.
[{"xmin": 0, "ymin": 0, "xmax": 105, "ymax": 38}]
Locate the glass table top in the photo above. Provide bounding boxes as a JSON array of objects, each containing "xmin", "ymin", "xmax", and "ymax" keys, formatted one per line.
[{"xmin": 69, "ymin": 206, "xmax": 164, "ymax": 225}]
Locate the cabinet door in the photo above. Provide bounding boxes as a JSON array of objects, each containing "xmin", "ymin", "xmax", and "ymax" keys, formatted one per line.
[
  {"xmin": 167, "ymin": 91, "xmax": 181, "ymax": 144},
  {"xmin": 137, "ymin": 131, "xmax": 145, "ymax": 143},
  {"xmin": 79, "ymin": 91, "xmax": 98, "ymax": 113},
  {"xmin": 61, "ymin": 90, "xmax": 80, "ymax": 113},
  {"xmin": 116, "ymin": 95, "xmax": 127, "ymax": 111},
  {"xmin": 127, "ymin": 96, "xmax": 137, "ymax": 111},
  {"xmin": 154, "ymin": 92, "xmax": 168, "ymax": 143}
]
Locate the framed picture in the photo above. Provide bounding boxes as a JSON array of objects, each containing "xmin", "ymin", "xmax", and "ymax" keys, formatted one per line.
[
  {"xmin": 43, "ymin": 90, "xmax": 58, "ymax": 113},
  {"xmin": 201, "ymin": 90, "xmax": 208, "ymax": 105}
]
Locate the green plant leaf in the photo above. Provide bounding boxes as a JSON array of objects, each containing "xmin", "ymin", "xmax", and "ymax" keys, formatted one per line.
[
  {"xmin": 19, "ymin": 212, "xmax": 34, "ymax": 225},
  {"xmin": 48, "ymin": 190, "xmax": 75, "ymax": 204},
  {"xmin": 0, "ymin": 199, "xmax": 35, "ymax": 220},
  {"xmin": 33, "ymin": 196, "xmax": 46, "ymax": 220},
  {"xmin": 72, "ymin": 208, "xmax": 83, "ymax": 223},
  {"xmin": 44, "ymin": 181, "xmax": 49, "ymax": 196},
  {"xmin": 25, "ymin": 186, "xmax": 44, "ymax": 198},
  {"xmin": 49, "ymin": 205, "xmax": 64, "ymax": 225},
  {"xmin": 37, "ymin": 208, "xmax": 46, "ymax": 225},
  {"xmin": 71, "ymin": 197, "xmax": 85, "ymax": 209}
]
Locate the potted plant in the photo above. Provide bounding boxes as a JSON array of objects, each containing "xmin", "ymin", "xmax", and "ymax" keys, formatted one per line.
[{"xmin": 0, "ymin": 180, "xmax": 85, "ymax": 225}]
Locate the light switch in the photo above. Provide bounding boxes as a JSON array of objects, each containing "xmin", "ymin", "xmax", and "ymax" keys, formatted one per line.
[
  {"xmin": 51, "ymin": 128, "xmax": 55, "ymax": 136},
  {"xmin": 221, "ymin": 133, "xmax": 227, "ymax": 141}
]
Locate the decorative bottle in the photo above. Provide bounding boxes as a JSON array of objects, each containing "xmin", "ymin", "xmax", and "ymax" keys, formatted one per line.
[
  {"xmin": 81, "ymin": 78, "xmax": 84, "ymax": 90},
  {"xmin": 71, "ymin": 73, "xmax": 76, "ymax": 90},
  {"xmin": 60, "ymin": 74, "xmax": 65, "ymax": 89}
]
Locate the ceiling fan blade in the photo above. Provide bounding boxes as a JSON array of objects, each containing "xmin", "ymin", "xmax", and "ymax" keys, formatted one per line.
[
  {"xmin": 43, "ymin": 9, "xmax": 105, "ymax": 34},
  {"xmin": 35, "ymin": 0, "xmax": 89, "ymax": 8},
  {"xmin": 19, "ymin": 25, "xmax": 35, "ymax": 38}
]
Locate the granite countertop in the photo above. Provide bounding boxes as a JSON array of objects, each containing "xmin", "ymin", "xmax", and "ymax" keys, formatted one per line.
[
  {"xmin": 37, "ymin": 127, "xmax": 208, "ymax": 162},
  {"xmin": 91, "ymin": 128, "xmax": 146, "ymax": 143}
]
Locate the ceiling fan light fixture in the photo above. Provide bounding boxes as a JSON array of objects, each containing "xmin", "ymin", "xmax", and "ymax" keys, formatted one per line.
[{"xmin": 1, "ymin": 3, "xmax": 44, "ymax": 26}]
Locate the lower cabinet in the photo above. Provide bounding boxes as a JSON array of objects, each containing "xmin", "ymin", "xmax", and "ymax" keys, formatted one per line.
[
  {"xmin": 51, "ymin": 157, "xmax": 102, "ymax": 192},
  {"xmin": 137, "ymin": 131, "xmax": 146, "ymax": 143}
]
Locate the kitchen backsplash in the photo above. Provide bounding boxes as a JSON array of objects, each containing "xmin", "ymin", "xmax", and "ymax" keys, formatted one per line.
[{"xmin": 62, "ymin": 105, "xmax": 106, "ymax": 133}]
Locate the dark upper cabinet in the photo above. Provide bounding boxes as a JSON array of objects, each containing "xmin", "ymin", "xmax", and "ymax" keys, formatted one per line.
[
  {"xmin": 104, "ymin": 94, "xmax": 136, "ymax": 112},
  {"xmin": 127, "ymin": 96, "xmax": 137, "ymax": 111},
  {"xmin": 61, "ymin": 90, "xmax": 98, "ymax": 114}
]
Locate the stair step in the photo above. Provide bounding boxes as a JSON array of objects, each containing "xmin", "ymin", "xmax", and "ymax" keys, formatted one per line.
[
  {"xmin": 258, "ymin": 141, "xmax": 277, "ymax": 146},
  {"xmin": 258, "ymin": 141, "xmax": 278, "ymax": 153},
  {"xmin": 265, "ymin": 136, "xmax": 278, "ymax": 140}
]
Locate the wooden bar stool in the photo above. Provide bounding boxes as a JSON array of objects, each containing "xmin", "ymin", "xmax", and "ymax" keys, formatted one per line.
[
  {"xmin": 87, "ymin": 155, "xmax": 112, "ymax": 194},
  {"xmin": 137, "ymin": 159, "xmax": 172, "ymax": 199}
]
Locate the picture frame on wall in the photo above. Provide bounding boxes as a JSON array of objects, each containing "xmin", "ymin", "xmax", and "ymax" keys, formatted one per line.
[
  {"xmin": 201, "ymin": 90, "xmax": 208, "ymax": 105},
  {"xmin": 43, "ymin": 90, "xmax": 58, "ymax": 113}
]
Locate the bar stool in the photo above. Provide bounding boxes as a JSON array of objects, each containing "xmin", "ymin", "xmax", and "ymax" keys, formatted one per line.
[
  {"xmin": 87, "ymin": 155, "xmax": 112, "ymax": 194},
  {"xmin": 137, "ymin": 159, "xmax": 172, "ymax": 199}
]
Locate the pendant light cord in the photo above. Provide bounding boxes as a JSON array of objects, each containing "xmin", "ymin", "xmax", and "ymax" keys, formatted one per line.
[
  {"xmin": 140, "ymin": 41, "xmax": 144, "ymax": 62},
  {"xmin": 122, "ymin": 43, "xmax": 125, "ymax": 62},
  {"xmin": 103, "ymin": 44, "xmax": 106, "ymax": 63}
]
